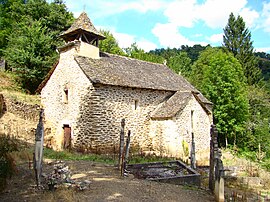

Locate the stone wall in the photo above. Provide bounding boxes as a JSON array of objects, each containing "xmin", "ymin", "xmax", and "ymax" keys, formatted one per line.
[
  {"xmin": 74, "ymin": 84, "xmax": 173, "ymax": 153},
  {"xmin": 148, "ymin": 96, "xmax": 212, "ymax": 160},
  {"xmin": 41, "ymin": 46, "xmax": 93, "ymax": 150},
  {"xmin": 3, "ymin": 96, "xmax": 41, "ymax": 122},
  {"xmin": 0, "ymin": 93, "xmax": 43, "ymax": 144},
  {"xmin": 41, "ymin": 43, "xmax": 212, "ymax": 161}
]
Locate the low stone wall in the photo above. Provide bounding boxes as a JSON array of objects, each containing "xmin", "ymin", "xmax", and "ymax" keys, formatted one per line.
[
  {"xmin": 3, "ymin": 96, "xmax": 41, "ymax": 122},
  {"xmin": 0, "ymin": 94, "xmax": 51, "ymax": 145}
]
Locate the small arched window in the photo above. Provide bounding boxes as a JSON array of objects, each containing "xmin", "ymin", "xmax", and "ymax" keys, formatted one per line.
[
  {"xmin": 134, "ymin": 100, "xmax": 139, "ymax": 110},
  {"xmin": 63, "ymin": 88, "xmax": 68, "ymax": 104}
]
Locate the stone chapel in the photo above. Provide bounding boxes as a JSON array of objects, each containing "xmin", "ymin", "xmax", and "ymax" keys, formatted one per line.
[{"xmin": 39, "ymin": 12, "xmax": 213, "ymax": 161}]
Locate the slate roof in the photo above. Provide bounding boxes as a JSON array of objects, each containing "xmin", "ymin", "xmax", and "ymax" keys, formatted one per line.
[
  {"xmin": 75, "ymin": 53, "xmax": 197, "ymax": 92},
  {"xmin": 150, "ymin": 91, "xmax": 193, "ymax": 118},
  {"xmin": 74, "ymin": 53, "xmax": 212, "ymax": 118},
  {"xmin": 59, "ymin": 12, "xmax": 105, "ymax": 40}
]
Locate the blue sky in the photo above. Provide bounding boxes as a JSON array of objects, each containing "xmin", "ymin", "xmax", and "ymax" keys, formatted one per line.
[{"xmin": 61, "ymin": 0, "xmax": 270, "ymax": 53}]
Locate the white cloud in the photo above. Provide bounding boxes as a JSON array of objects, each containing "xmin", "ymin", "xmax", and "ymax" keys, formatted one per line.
[
  {"xmin": 239, "ymin": 8, "xmax": 259, "ymax": 28},
  {"xmin": 152, "ymin": 0, "xmax": 260, "ymax": 48},
  {"xmin": 255, "ymin": 47, "xmax": 270, "ymax": 53},
  {"xmin": 197, "ymin": 0, "xmax": 248, "ymax": 28},
  {"xmin": 192, "ymin": 33, "xmax": 203, "ymax": 38},
  {"xmin": 98, "ymin": 26, "xmax": 156, "ymax": 51},
  {"xmin": 206, "ymin": 33, "xmax": 223, "ymax": 44},
  {"xmin": 137, "ymin": 38, "xmax": 158, "ymax": 52},
  {"xmin": 261, "ymin": 2, "xmax": 270, "ymax": 33},
  {"xmin": 163, "ymin": 0, "xmax": 198, "ymax": 28},
  {"xmin": 113, "ymin": 32, "xmax": 135, "ymax": 49},
  {"xmin": 64, "ymin": 0, "xmax": 166, "ymax": 19},
  {"xmin": 152, "ymin": 23, "xmax": 202, "ymax": 48}
]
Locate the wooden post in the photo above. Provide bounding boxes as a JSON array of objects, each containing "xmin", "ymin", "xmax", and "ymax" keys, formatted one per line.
[
  {"xmin": 214, "ymin": 149, "xmax": 225, "ymax": 202},
  {"xmin": 123, "ymin": 130, "xmax": 131, "ymax": 173},
  {"xmin": 34, "ymin": 109, "xmax": 44, "ymax": 187},
  {"xmin": 190, "ymin": 132, "xmax": 196, "ymax": 169},
  {"xmin": 209, "ymin": 124, "xmax": 218, "ymax": 192},
  {"xmin": 118, "ymin": 119, "xmax": 125, "ymax": 170}
]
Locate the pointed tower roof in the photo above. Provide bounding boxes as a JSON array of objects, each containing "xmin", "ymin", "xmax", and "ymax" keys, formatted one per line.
[{"xmin": 60, "ymin": 12, "xmax": 105, "ymax": 41}]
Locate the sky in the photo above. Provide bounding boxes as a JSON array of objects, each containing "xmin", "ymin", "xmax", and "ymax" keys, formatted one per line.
[{"xmin": 61, "ymin": 0, "xmax": 270, "ymax": 53}]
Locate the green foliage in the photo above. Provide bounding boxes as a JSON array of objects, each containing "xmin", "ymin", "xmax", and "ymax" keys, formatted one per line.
[
  {"xmin": 99, "ymin": 30, "xmax": 125, "ymax": 56},
  {"xmin": 4, "ymin": 20, "xmax": 58, "ymax": 93},
  {"xmin": 125, "ymin": 43, "xmax": 164, "ymax": 64},
  {"xmin": 43, "ymin": 148, "xmax": 116, "ymax": 164},
  {"xmin": 0, "ymin": 134, "xmax": 18, "ymax": 191},
  {"xmin": 191, "ymin": 47, "xmax": 249, "ymax": 147},
  {"xmin": 181, "ymin": 140, "xmax": 189, "ymax": 157},
  {"xmin": 149, "ymin": 44, "xmax": 209, "ymax": 64},
  {"xmin": 181, "ymin": 44, "xmax": 210, "ymax": 63},
  {"xmin": 168, "ymin": 51, "xmax": 192, "ymax": 78},
  {"xmin": 223, "ymin": 13, "xmax": 261, "ymax": 85},
  {"xmin": 1, "ymin": 0, "xmax": 74, "ymax": 93},
  {"xmin": 244, "ymin": 86, "xmax": 270, "ymax": 157}
]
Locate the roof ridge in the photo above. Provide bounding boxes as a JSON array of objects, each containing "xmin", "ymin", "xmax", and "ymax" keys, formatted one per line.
[
  {"xmin": 60, "ymin": 12, "xmax": 104, "ymax": 38},
  {"xmin": 99, "ymin": 52, "xmax": 167, "ymax": 66}
]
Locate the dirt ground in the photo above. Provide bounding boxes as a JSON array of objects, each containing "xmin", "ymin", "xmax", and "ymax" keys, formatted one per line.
[{"xmin": 0, "ymin": 160, "xmax": 215, "ymax": 202}]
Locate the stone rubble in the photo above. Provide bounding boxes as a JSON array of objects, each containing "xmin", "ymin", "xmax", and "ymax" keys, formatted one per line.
[{"xmin": 42, "ymin": 161, "xmax": 91, "ymax": 191}]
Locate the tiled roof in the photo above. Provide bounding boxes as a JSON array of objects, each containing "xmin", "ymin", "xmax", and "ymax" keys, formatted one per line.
[
  {"xmin": 75, "ymin": 53, "xmax": 196, "ymax": 92},
  {"xmin": 60, "ymin": 12, "xmax": 105, "ymax": 39}
]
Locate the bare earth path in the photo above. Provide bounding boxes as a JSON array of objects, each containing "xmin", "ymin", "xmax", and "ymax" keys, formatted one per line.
[{"xmin": 0, "ymin": 160, "xmax": 215, "ymax": 202}]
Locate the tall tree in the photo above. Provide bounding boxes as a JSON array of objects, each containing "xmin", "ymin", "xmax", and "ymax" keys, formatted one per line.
[
  {"xmin": 191, "ymin": 47, "xmax": 249, "ymax": 147},
  {"xmin": 125, "ymin": 43, "xmax": 164, "ymax": 64},
  {"xmin": 1, "ymin": 0, "xmax": 74, "ymax": 93},
  {"xmin": 223, "ymin": 13, "xmax": 261, "ymax": 85},
  {"xmin": 98, "ymin": 30, "xmax": 125, "ymax": 56},
  {"xmin": 4, "ymin": 20, "xmax": 57, "ymax": 93},
  {"xmin": 168, "ymin": 51, "xmax": 192, "ymax": 78}
]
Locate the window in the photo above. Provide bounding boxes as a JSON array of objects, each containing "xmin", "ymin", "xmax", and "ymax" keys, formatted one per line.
[
  {"xmin": 63, "ymin": 88, "xmax": 68, "ymax": 103},
  {"xmin": 134, "ymin": 100, "xmax": 139, "ymax": 110},
  {"xmin": 191, "ymin": 110, "xmax": 194, "ymax": 131}
]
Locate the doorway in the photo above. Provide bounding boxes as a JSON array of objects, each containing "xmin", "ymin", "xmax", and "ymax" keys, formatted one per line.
[{"xmin": 63, "ymin": 125, "xmax": 71, "ymax": 149}]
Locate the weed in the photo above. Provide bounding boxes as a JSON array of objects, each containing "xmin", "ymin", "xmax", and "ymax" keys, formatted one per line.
[
  {"xmin": 43, "ymin": 148, "xmax": 116, "ymax": 164},
  {"xmin": 0, "ymin": 134, "xmax": 19, "ymax": 191}
]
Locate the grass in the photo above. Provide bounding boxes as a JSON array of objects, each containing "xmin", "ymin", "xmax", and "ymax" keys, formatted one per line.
[
  {"xmin": 43, "ymin": 148, "xmax": 178, "ymax": 165},
  {"xmin": 43, "ymin": 148, "xmax": 117, "ymax": 164},
  {"xmin": 0, "ymin": 71, "xmax": 40, "ymax": 105},
  {"xmin": 0, "ymin": 71, "xmax": 21, "ymax": 92},
  {"xmin": 128, "ymin": 154, "xmax": 175, "ymax": 164}
]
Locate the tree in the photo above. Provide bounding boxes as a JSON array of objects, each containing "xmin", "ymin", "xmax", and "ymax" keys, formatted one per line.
[
  {"xmin": 244, "ymin": 85, "xmax": 270, "ymax": 160},
  {"xmin": 191, "ymin": 47, "xmax": 249, "ymax": 147},
  {"xmin": 98, "ymin": 30, "xmax": 125, "ymax": 56},
  {"xmin": 0, "ymin": 0, "xmax": 26, "ymax": 56},
  {"xmin": 223, "ymin": 13, "xmax": 261, "ymax": 85},
  {"xmin": 4, "ymin": 20, "xmax": 57, "ymax": 93},
  {"xmin": 125, "ymin": 43, "xmax": 164, "ymax": 64},
  {"xmin": 1, "ymin": 0, "xmax": 74, "ymax": 93},
  {"xmin": 168, "ymin": 51, "xmax": 192, "ymax": 78}
]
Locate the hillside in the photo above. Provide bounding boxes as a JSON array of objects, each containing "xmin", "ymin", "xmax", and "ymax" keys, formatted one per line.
[{"xmin": 0, "ymin": 71, "xmax": 41, "ymax": 144}]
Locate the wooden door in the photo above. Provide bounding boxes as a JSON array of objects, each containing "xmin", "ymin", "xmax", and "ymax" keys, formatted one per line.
[{"xmin": 63, "ymin": 125, "xmax": 71, "ymax": 149}]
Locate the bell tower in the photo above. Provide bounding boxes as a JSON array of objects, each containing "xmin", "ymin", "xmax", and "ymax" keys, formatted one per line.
[{"xmin": 59, "ymin": 12, "xmax": 105, "ymax": 59}]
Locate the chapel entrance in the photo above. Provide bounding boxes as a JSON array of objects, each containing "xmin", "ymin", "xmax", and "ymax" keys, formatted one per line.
[{"xmin": 63, "ymin": 125, "xmax": 71, "ymax": 149}]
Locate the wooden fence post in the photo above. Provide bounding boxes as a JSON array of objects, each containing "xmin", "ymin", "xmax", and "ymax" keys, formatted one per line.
[
  {"xmin": 33, "ymin": 109, "xmax": 44, "ymax": 187},
  {"xmin": 209, "ymin": 125, "xmax": 215, "ymax": 191},
  {"xmin": 209, "ymin": 125, "xmax": 225, "ymax": 202},
  {"xmin": 123, "ymin": 130, "xmax": 131, "ymax": 174},
  {"xmin": 190, "ymin": 132, "xmax": 196, "ymax": 169},
  {"xmin": 118, "ymin": 119, "xmax": 125, "ymax": 170}
]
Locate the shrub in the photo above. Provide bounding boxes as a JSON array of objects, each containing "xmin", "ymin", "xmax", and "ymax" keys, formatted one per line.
[{"xmin": 0, "ymin": 134, "xmax": 18, "ymax": 191}]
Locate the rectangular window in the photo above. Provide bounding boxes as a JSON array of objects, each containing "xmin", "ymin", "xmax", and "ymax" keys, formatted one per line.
[
  {"xmin": 134, "ymin": 100, "xmax": 139, "ymax": 110},
  {"xmin": 191, "ymin": 110, "xmax": 194, "ymax": 132},
  {"xmin": 64, "ymin": 88, "xmax": 68, "ymax": 104}
]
